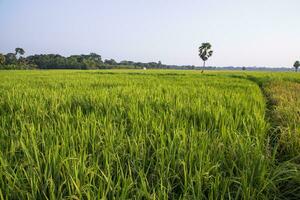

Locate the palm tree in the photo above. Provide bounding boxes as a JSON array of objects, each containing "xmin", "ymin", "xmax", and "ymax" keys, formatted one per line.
[
  {"xmin": 15, "ymin": 48, "xmax": 25, "ymax": 58},
  {"xmin": 199, "ymin": 43, "xmax": 213, "ymax": 67},
  {"xmin": 294, "ymin": 61, "xmax": 300, "ymax": 72}
]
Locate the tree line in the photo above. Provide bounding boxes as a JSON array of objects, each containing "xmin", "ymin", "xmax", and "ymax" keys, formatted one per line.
[
  {"xmin": 0, "ymin": 48, "xmax": 181, "ymax": 70},
  {"xmin": 1, "ymin": 47, "xmax": 298, "ymax": 71}
]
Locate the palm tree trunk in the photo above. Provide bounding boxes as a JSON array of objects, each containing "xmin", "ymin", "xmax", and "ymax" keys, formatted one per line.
[{"xmin": 203, "ymin": 61, "xmax": 205, "ymax": 68}]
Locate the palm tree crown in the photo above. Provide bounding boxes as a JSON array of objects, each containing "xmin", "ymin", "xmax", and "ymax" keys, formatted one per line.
[
  {"xmin": 199, "ymin": 43, "xmax": 213, "ymax": 67},
  {"xmin": 294, "ymin": 60, "xmax": 300, "ymax": 72},
  {"xmin": 15, "ymin": 48, "xmax": 25, "ymax": 57}
]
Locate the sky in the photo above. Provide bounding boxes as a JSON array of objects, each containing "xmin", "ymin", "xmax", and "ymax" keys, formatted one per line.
[{"xmin": 0, "ymin": 0, "xmax": 299, "ymax": 67}]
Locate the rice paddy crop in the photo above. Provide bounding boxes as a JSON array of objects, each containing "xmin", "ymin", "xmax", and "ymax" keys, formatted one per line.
[
  {"xmin": 0, "ymin": 70, "xmax": 299, "ymax": 199},
  {"xmin": 264, "ymin": 81, "xmax": 300, "ymax": 160}
]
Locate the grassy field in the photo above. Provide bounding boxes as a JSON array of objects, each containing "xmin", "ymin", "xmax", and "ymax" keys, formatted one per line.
[{"xmin": 0, "ymin": 70, "xmax": 300, "ymax": 199}]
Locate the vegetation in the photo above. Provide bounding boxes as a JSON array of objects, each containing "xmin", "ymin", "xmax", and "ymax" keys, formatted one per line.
[
  {"xmin": 15, "ymin": 47, "xmax": 25, "ymax": 58},
  {"xmin": 0, "ymin": 53, "xmax": 5, "ymax": 65},
  {"xmin": 1, "ymin": 70, "xmax": 300, "ymax": 199},
  {"xmin": 198, "ymin": 43, "xmax": 213, "ymax": 67},
  {"xmin": 261, "ymin": 80, "xmax": 300, "ymax": 199},
  {"xmin": 0, "ymin": 47, "xmax": 297, "ymax": 71},
  {"xmin": 1, "ymin": 48, "xmax": 194, "ymax": 70},
  {"xmin": 294, "ymin": 61, "xmax": 300, "ymax": 72},
  {"xmin": 264, "ymin": 81, "xmax": 300, "ymax": 160}
]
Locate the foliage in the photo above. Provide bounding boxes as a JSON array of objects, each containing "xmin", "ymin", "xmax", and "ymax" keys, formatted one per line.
[
  {"xmin": 262, "ymin": 80, "xmax": 300, "ymax": 199},
  {"xmin": 0, "ymin": 48, "xmax": 196, "ymax": 70},
  {"xmin": 0, "ymin": 53, "xmax": 5, "ymax": 65},
  {"xmin": 104, "ymin": 58, "xmax": 117, "ymax": 65},
  {"xmin": 199, "ymin": 43, "xmax": 213, "ymax": 67},
  {"xmin": 294, "ymin": 61, "xmax": 300, "ymax": 72},
  {"xmin": 1, "ymin": 70, "xmax": 300, "ymax": 199},
  {"xmin": 264, "ymin": 81, "xmax": 300, "ymax": 160},
  {"xmin": 26, "ymin": 53, "xmax": 103, "ymax": 69},
  {"xmin": 15, "ymin": 47, "xmax": 25, "ymax": 57},
  {"xmin": 4, "ymin": 53, "xmax": 17, "ymax": 65}
]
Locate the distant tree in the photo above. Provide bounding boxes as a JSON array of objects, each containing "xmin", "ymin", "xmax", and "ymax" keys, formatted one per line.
[
  {"xmin": 15, "ymin": 48, "xmax": 25, "ymax": 58},
  {"xmin": 135, "ymin": 62, "xmax": 144, "ymax": 69},
  {"xmin": 157, "ymin": 61, "xmax": 164, "ymax": 68},
  {"xmin": 120, "ymin": 60, "xmax": 134, "ymax": 66},
  {"xmin": 104, "ymin": 59, "xmax": 117, "ymax": 65},
  {"xmin": 198, "ymin": 43, "xmax": 213, "ymax": 67},
  {"xmin": 242, "ymin": 66, "xmax": 246, "ymax": 71},
  {"xmin": 18, "ymin": 57, "xmax": 28, "ymax": 66},
  {"xmin": 5, "ymin": 53, "xmax": 17, "ymax": 64},
  {"xmin": 147, "ymin": 62, "xmax": 158, "ymax": 68},
  {"xmin": 294, "ymin": 61, "xmax": 300, "ymax": 72},
  {"xmin": 66, "ymin": 55, "xmax": 82, "ymax": 69},
  {"xmin": 0, "ymin": 53, "xmax": 5, "ymax": 65},
  {"xmin": 89, "ymin": 53, "xmax": 102, "ymax": 63}
]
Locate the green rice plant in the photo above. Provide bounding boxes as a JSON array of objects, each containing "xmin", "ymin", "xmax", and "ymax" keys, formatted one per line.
[
  {"xmin": 0, "ymin": 70, "xmax": 298, "ymax": 199},
  {"xmin": 263, "ymin": 80, "xmax": 300, "ymax": 161}
]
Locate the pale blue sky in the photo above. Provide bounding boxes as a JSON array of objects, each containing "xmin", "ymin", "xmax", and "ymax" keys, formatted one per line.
[{"xmin": 0, "ymin": 0, "xmax": 299, "ymax": 67}]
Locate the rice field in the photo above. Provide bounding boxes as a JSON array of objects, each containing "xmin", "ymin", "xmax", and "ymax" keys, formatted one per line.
[
  {"xmin": 0, "ymin": 70, "xmax": 300, "ymax": 199},
  {"xmin": 264, "ymin": 81, "xmax": 300, "ymax": 160}
]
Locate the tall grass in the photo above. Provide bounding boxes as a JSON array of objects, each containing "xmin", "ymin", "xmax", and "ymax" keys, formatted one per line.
[
  {"xmin": 263, "ymin": 81, "xmax": 300, "ymax": 159},
  {"xmin": 0, "ymin": 70, "xmax": 298, "ymax": 199},
  {"xmin": 262, "ymin": 80, "xmax": 300, "ymax": 199}
]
